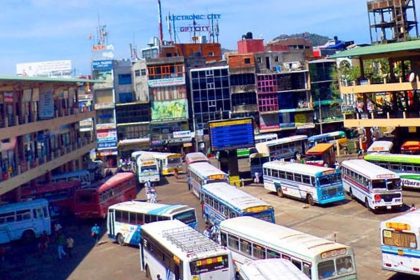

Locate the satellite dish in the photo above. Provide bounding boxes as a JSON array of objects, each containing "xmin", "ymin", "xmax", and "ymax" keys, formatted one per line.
[{"xmin": 409, "ymin": 72, "xmax": 416, "ymax": 82}]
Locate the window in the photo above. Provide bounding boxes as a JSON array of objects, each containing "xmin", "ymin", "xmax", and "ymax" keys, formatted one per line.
[
  {"xmin": 292, "ymin": 259, "xmax": 302, "ymax": 270},
  {"xmin": 267, "ymin": 249, "xmax": 280, "ymax": 258},
  {"xmin": 286, "ymin": 173, "xmax": 293, "ymax": 181},
  {"xmin": 0, "ymin": 212, "xmax": 15, "ymax": 224},
  {"xmin": 16, "ymin": 210, "xmax": 31, "ymax": 221},
  {"xmin": 303, "ymin": 175, "xmax": 311, "ymax": 184},
  {"xmin": 244, "ymin": 58, "xmax": 251, "ymax": 64},
  {"xmin": 252, "ymin": 244, "xmax": 266, "ymax": 259},
  {"xmin": 220, "ymin": 232, "xmax": 227, "ymax": 246},
  {"xmin": 140, "ymin": 69, "xmax": 147, "ymax": 76},
  {"xmin": 135, "ymin": 70, "xmax": 140, "ymax": 77},
  {"xmin": 240, "ymin": 240, "xmax": 252, "ymax": 256},
  {"xmin": 279, "ymin": 171, "xmax": 286, "ymax": 179},
  {"xmin": 336, "ymin": 256, "xmax": 354, "ymax": 275},
  {"xmin": 318, "ymin": 260, "xmax": 336, "ymax": 279},
  {"xmin": 383, "ymin": 229, "xmax": 417, "ymax": 249},
  {"xmin": 118, "ymin": 74, "xmax": 132, "ymax": 85},
  {"xmin": 129, "ymin": 212, "xmax": 137, "ymax": 224},
  {"xmin": 228, "ymin": 235, "xmax": 239, "ymax": 250}
]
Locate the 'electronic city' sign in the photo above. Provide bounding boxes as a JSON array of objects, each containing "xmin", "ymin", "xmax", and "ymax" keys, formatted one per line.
[{"xmin": 169, "ymin": 14, "xmax": 221, "ymax": 21}]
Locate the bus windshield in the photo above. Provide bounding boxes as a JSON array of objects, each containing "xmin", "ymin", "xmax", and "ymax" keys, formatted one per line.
[
  {"xmin": 190, "ymin": 255, "xmax": 229, "ymax": 275},
  {"xmin": 372, "ymin": 179, "xmax": 401, "ymax": 190},
  {"xmin": 318, "ymin": 256, "xmax": 354, "ymax": 279},
  {"xmin": 168, "ymin": 157, "xmax": 181, "ymax": 165},
  {"xmin": 141, "ymin": 166, "xmax": 157, "ymax": 172},
  {"xmin": 173, "ymin": 210, "xmax": 196, "ymax": 225},
  {"xmin": 318, "ymin": 174, "xmax": 341, "ymax": 186}
]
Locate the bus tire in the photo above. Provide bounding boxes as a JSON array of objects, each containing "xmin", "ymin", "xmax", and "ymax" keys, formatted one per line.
[
  {"xmin": 349, "ymin": 188, "xmax": 354, "ymax": 199},
  {"xmin": 307, "ymin": 194, "xmax": 315, "ymax": 206},
  {"xmin": 277, "ymin": 187, "xmax": 284, "ymax": 198},
  {"xmin": 365, "ymin": 199, "xmax": 371, "ymax": 211},
  {"xmin": 117, "ymin": 233, "xmax": 125, "ymax": 246},
  {"xmin": 21, "ymin": 230, "xmax": 35, "ymax": 244},
  {"xmin": 145, "ymin": 266, "xmax": 151, "ymax": 279}
]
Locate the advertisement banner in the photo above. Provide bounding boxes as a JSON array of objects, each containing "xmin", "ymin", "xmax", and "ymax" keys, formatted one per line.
[
  {"xmin": 97, "ymin": 128, "xmax": 118, "ymax": 150},
  {"xmin": 152, "ymin": 99, "xmax": 188, "ymax": 121},
  {"xmin": 39, "ymin": 89, "xmax": 54, "ymax": 119},
  {"xmin": 173, "ymin": 131, "xmax": 192, "ymax": 139},
  {"xmin": 148, "ymin": 77, "xmax": 185, "ymax": 88},
  {"xmin": 16, "ymin": 60, "xmax": 72, "ymax": 77},
  {"xmin": 92, "ymin": 60, "xmax": 113, "ymax": 89}
]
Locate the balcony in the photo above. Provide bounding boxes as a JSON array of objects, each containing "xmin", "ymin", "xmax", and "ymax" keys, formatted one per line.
[
  {"xmin": 0, "ymin": 139, "xmax": 96, "ymax": 196},
  {"xmin": 340, "ymin": 77, "xmax": 420, "ymax": 95},
  {"xmin": 343, "ymin": 110, "xmax": 420, "ymax": 128},
  {"xmin": 0, "ymin": 109, "xmax": 96, "ymax": 141}
]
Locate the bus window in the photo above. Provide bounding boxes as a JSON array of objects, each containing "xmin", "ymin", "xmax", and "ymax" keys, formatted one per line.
[
  {"xmin": 240, "ymin": 240, "xmax": 252, "ymax": 256},
  {"xmin": 252, "ymin": 244, "xmax": 266, "ymax": 259},
  {"xmin": 267, "ymin": 249, "xmax": 280, "ymax": 258},
  {"xmin": 383, "ymin": 230, "xmax": 417, "ymax": 248},
  {"xmin": 220, "ymin": 232, "xmax": 227, "ymax": 246},
  {"xmin": 336, "ymin": 256, "xmax": 354, "ymax": 275},
  {"xmin": 228, "ymin": 235, "xmax": 239, "ymax": 250},
  {"xmin": 371, "ymin": 180, "xmax": 386, "ymax": 189},
  {"xmin": 0, "ymin": 212, "xmax": 14, "ymax": 224},
  {"xmin": 303, "ymin": 263, "xmax": 312, "ymax": 278},
  {"xmin": 318, "ymin": 260, "xmax": 336, "ymax": 279},
  {"xmin": 129, "ymin": 212, "xmax": 137, "ymax": 224},
  {"xmin": 16, "ymin": 210, "xmax": 31, "ymax": 221},
  {"xmin": 291, "ymin": 258, "xmax": 302, "ymax": 270}
]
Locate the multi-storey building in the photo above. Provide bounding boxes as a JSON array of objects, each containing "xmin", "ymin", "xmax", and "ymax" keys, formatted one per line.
[
  {"xmin": 146, "ymin": 56, "xmax": 192, "ymax": 153},
  {"xmin": 0, "ymin": 76, "xmax": 96, "ymax": 198}
]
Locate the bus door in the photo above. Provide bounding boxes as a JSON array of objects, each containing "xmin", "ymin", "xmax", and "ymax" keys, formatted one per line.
[{"xmin": 107, "ymin": 209, "xmax": 115, "ymax": 238}]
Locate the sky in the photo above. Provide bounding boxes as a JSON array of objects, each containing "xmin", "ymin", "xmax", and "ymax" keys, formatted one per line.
[{"xmin": 0, "ymin": 0, "xmax": 417, "ymax": 75}]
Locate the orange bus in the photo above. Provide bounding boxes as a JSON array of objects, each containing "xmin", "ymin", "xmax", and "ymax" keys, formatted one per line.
[
  {"xmin": 304, "ymin": 143, "xmax": 336, "ymax": 168},
  {"xmin": 401, "ymin": 141, "xmax": 420, "ymax": 155}
]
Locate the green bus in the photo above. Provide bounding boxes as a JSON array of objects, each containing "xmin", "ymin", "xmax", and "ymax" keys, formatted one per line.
[{"xmin": 364, "ymin": 153, "xmax": 420, "ymax": 189}]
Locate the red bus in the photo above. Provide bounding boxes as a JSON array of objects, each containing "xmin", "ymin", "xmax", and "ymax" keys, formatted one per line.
[
  {"xmin": 304, "ymin": 143, "xmax": 336, "ymax": 168},
  {"xmin": 20, "ymin": 181, "xmax": 81, "ymax": 217},
  {"xmin": 401, "ymin": 140, "xmax": 420, "ymax": 154},
  {"xmin": 74, "ymin": 172, "xmax": 137, "ymax": 219}
]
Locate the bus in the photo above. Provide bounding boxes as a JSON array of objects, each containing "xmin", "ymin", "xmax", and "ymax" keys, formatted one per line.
[
  {"xmin": 308, "ymin": 131, "xmax": 347, "ymax": 149},
  {"xmin": 237, "ymin": 134, "xmax": 278, "ymax": 158},
  {"xmin": 401, "ymin": 141, "xmax": 420, "ymax": 155},
  {"xmin": 305, "ymin": 143, "xmax": 336, "ymax": 168},
  {"xmin": 131, "ymin": 151, "xmax": 183, "ymax": 176},
  {"xmin": 256, "ymin": 135, "xmax": 308, "ymax": 161},
  {"xmin": 50, "ymin": 170, "xmax": 94, "ymax": 188},
  {"xmin": 380, "ymin": 209, "xmax": 420, "ymax": 276},
  {"xmin": 74, "ymin": 172, "xmax": 137, "ymax": 219},
  {"xmin": 201, "ymin": 182, "xmax": 275, "ymax": 228},
  {"xmin": 185, "ymin": 152, "xmax": 209, "ymax": 166},
  {"xmin": 341, "ymin": 159, "xmax": 402, "ymax": 211},
  {"xmin": 20, "ymin": 180, "xmax": 81, "ymax": 217},
  {"xmin": 367, "ymin": 141, "xmax": 393, "ymax": 154},
  {"xmin": 0, "ymin": 199, "xmax": 51, "ymax": 244},
  {"xmin": 107, "ymin": 201, "xmax": 197, "ymax": 246},
  {"xmin": 219, "ymin": 216, "xmax": 357, "ymax": 280},
  {"xmin": 140, "ymin": 219, "xmax": 235, "ymax": 280},
  {"xmin": 263, "ymin": 161, "xmax": 345, "ymax": 206},
  {"xmin": 135, "ymin": 154, "xmax": 160, "ymax": 184},
  {"xmin": 187, "ymin": 162, "xmax": 228, "ymax": 198},
  {"xmin": 364, "ymin": 153, "xmax": 420, "ymax": 189},
  {"xmin": 238, "ymin": 259, "xmax": 309, "ymax": 280}
]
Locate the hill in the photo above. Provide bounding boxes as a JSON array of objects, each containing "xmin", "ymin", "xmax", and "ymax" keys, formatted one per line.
[{"xmin": 272, "ymin": 32, "xmax": 331, "ymax": 46}]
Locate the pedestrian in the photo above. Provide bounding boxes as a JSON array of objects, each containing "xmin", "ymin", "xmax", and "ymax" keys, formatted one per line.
[
  {"xmin": 254, "ymin": 172, "xmax": 260, "ymax": 184},
  {"xmin": 335, "ymin": 160, "xmax": 340, "ymax": 170},
  {"xmin": 38, "ymin": 231, "xmax": 49, "ymax": 255},
  {"xmin": 53, "ymin": 222, "xmax": 62, "ymax": 241},
  {"xmin": 66, "ymin": 236, "xmax": 74, "ymax": 258},
  {"xmin": 149, "ymin": 187, "xmax": 157, "ymax": 203},
  {"xmin": 91, "ymin": 224, "xmax": 101, "ymax": 245},
  {"xmin": 56, "ymin": 232, "xmax": 67, "ymax": 260}
]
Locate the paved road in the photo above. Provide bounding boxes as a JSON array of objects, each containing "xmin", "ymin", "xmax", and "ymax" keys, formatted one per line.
[{"xmin": 2, "ymin": 172, "xmax": 420, "ymax": 280}]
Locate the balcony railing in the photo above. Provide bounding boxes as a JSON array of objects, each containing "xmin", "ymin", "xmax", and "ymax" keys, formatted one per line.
[{"xmin": 340, "ymin": 76, "xmax": 420, "ymax": 94}]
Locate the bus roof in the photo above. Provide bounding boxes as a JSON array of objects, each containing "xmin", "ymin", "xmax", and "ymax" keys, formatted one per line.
[
  {"xmin": 0, "ymin": 199, "xmax": 48, "ymax": 213},
  {"xmin": 109, "ymin": 201, "xmax": 193, "ymax": 216},
  {"xmin": 381, "ymin": 209, "xmax": 420, "ymax": 230},
  {"xmin": 341, "ymin": 159, "xmax": 399, "ymax": 180},
  {"xmin": 255, "ymin": 133, "xmax": 278, "ymax": 141},
  {"xmin": 308, "ymin": 131, "xmax": 345, "ymax": 142},
  {"xmin": 240, "ymin": 259, "xmax": 309, "ymax": 280},
  {"xmin": 202, "ymin": 183, "xmax": 272, "ymax": 212},
  {"xmin": 255, "ymin": 135, "xmax": 308, "ymax": 154},
  {"xmin": 188, "ymin": 162, "xmax": 227, "ymax": 178},
  {"xmin": 141, "ymin": 220, "xmax": 228, "ymax": 260},
  {"xmin": 84, "ymin": 172, "xmax": 135, "ymax": 193},
  {"xmin": 364, "ymin": 153, "xmax": 420, "ymax": 165},
  {"xmin": 263, "ymin": 161, "xmax": 335, "ymax": 177},
  {"xmin": 306, "ymin": 143, "xmax": 333, "ymax": 155},
  {"xmin": 131, "ymin": 151, "xmax": 181, "ymax": 160},
  {"xmin": 185, "ymin": 152, "xmax": 209, "ymax": 164},
  {"xmin": 220, "ymin": 217, "xmax": 352, "ymax": 260},
  {"xmin": 22, "ymin": 181, "xmax": 81, "ymax": 197},
  {"xmin": 367, "ymin": 141, "xmax": 393, "ymax": 153}
]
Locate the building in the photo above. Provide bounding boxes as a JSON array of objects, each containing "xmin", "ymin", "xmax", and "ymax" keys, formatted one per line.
[
  {"xmin": 266, "ymin": 37, "xmax": 313, "ymax": 60},
  {"xmin": 332, "ymin": 40, "xmax": 420, "ymax": 148},
  {"xmin": 160, "ymin": 43, "xmax": 222, "ymax": 62},
  {"xmin": 237, "ymin": 32, "xmax": 265, "ymax": 54},
  {"xmin": 0, "ymin": 76, "xmax": 96, "ymax": 198},
  {"xmin": 309, "ymin": 59, "xmax": 343, "ymax": 133},
  {"xmin": 146, "ymin": 56, "xmax": 192, "ymax": 152}
]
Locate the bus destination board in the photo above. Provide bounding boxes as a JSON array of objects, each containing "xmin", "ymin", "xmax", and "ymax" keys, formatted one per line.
[{"xmin": 208, "ymin": 118, "xmax": 255, "ymax": 151}]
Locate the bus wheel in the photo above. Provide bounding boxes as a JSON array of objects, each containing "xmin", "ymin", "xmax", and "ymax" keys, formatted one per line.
[
  {"xmin": 365, "ymin": 199, "xmax": 371, "ymax": 211},
  {"xmin": 307, "ymin": 194, "xmax": 315, "ymax": 206},
  {"xmin": 117, "ymin": 234, "xmax": 125, "ymax": 246},
  {"xmin": 349, "ymin": 188, "xmax": 354, "ymax": 199},
  {"xmin": 21, "ymin": 230, "xmax": 35, "ymax": 244},
  {"xmin": 277, "ymin": 187, "xmax": 284, "ymax": 198},
  {"xmin": 145, "ymin": 266, "xmax": 151, "ymax": 279}
]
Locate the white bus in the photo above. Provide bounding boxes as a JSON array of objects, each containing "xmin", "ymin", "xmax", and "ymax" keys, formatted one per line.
[
  {"xmin": 380, "ymin": 210, "xmax": 420, "ymax": 276},
  {"xmin": 107, "ymin": 201, "xmax": 197, "ymax": 246},
  {"xmin": 255, "ymin": 133, "xmax": 278, "ymax": 144},
  {"xmin": 239, "ymin": 259, "xmax": 309, "ymax": 280},
  {"xmin": 185, "ymin": 152, "xmax": 209, "ymax": 167},
  {"xmin": 136, "ymin": 154, "xmax": 160, "ymax": 184},
  {"xmin": 140, "ymin": 219, "xmax": 235, "ymax": 280},
  {"xmin": 341, "ymin": 159, "xmax": 402, "ymax": 211},
  {"xmin": 188, "ymin": 162, "xmax": 228, "ymax": 198},
  {"xmin": 0, "ymin": 199, "xmax": 51, "ymax": 244},
  {"xmin": 132, "ymin": 151, "xmax": 183, "ymax": 176},
  {"xmin": 367, "ymin": 141, "xmax": 393, "ymax": 154},
  {"xmin": 256, "ymin": 135, "xmax": 308, "ymax": 161},
  {"xmin": 220, "ymin": 216, "xmax": 357, "ymax": 280},
  {"xmin": 263, "ymin": 161, "xmax": 345, "ymax": 205}
]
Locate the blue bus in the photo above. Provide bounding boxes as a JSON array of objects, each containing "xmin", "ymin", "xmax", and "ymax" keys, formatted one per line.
[
  {"xmin": 107, "ymin": 201, "xmax": 197, "ymax": 246},
  {"xmin": 201, "ymin": 182, "xmax": 275, "ymax": 229}
]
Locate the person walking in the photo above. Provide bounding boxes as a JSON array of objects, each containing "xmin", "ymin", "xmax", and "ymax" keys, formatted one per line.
[
  {"xmin": 56, "ymin": 232, "xmax": 67, "ymax": 260},
  {"xmin": 254, "ymin": 172, "xmax": 260, "ymax": 184},
  {"xmin": 66, "ymin": 236, "xmax": 74, "ymax": 258},
  {"xmin": 91, "ymin": 224, "xmax": 101, "ymax": 245}
]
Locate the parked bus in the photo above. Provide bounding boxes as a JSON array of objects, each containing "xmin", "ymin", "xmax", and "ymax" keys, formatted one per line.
[
  {"xmin": 0, "ymin": 199, "xmax": 51, "ymax": 244},
  {"xmin": 365, "ymin": 153, "xmax": 420, "ymax": 189},
  {"xmin": 185, "ymin": 152, "xmax": 209, "ymax": 166},
  {"xmin": 380, "ymin": 209, "xmax": 420, "ymax": 276},
  {"xmin": 401, "ymin": 140, "xmax": 420, "ymax": 155},
  {"xmin": 50, "ymin": 170, "xmax": 94, "ymax": 188},
  {"xmin": 304, "ymin": 143, "xmax": 336, "ymax": 167},
  {"xmin": 74, "ymin": 172, "xmax": 137, "ymax": 219},
  {"xmin": 140, "ymin": 219, "xmax": 235, "ymax": 280},
  {"xmin": 135, "ymin": 154, "xmax": 160, "ymax": 184},
  {"xmin": 238, "ymin": 259, "xmax": 309, "ymax": 280},
  {"xmin": 308, "ymin": 131, "xmax": 348, "ymax": 149},
  {"xmin": 249, "ymin": 153, "xmax": 270, "ymax": 182},
  {"xmin": 263, "ymin": 161, "xmax": 345, "ymax": 205},
  {"xmin": 219, "ymin": 216, "xmax": 357, "ymax": 280},
  {"xmin": 187, "ymin": 162, "xmax": 228, "ymax": 198},
  {"xmin": 107, "ymin": 201, "xmax": 197, "ymax": 246},
  {"xmin": 256, "ymin": 135, "xmax": 308, "ymax": 161},
  {"xmin": 367, "ymin": 141, "xmax": 393, "ymax": 154},
  {"xmin": 341, "ymin": 159, "xmax": 402, "ymax": 211},
  {"xmin": 131, "ymin": 151, "xmax": 183, "ymax": 176},
  {"xmin": 20, "ymin": 180, "xmax": 81, "ymax": 217},
  {"xmin": 201, "ymin": 182, "xmax": 275, "ymax": 228},
  {"xmin": 237, "ymin": 134, "xmax": 278, "ymax": 159}
]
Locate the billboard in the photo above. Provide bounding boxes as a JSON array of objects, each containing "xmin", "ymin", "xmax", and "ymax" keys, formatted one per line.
[
  {"xmin": 92, "ymin": 60, "xmax": 113, "ymax": 89},
  {"xmin": 148, "ymin": 77, "xmax": 185, "ymax": 88},
  {"xmin": 151, "ymin": 99, "xmax": 188, "ymax": 121},
  {"xmin": 16, "ymin": 60, "xmax": 72, "ymax": 77},
  {"xmin": 97, "ymin": 129, "xmax": 118, "ymax": 150},
  {"xmin": 92, "ymin": 44, "xmax": 115, "ymax": 61},
  {"xmin": 208, "ymin": 118, "xmax": 255, "ymax": 151}
]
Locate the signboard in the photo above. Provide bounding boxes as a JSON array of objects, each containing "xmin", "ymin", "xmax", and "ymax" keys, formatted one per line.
[
  {"xmin": 97, "ymin": 128, "xmax": 118, "ymax": 150},
  {"xmin": 39, "ymin": 89, "xmax": 54, "ymax": 119},
  {"xmin": 3, "ymin": 92, "xmax": 13, "ymax": 103},
  {"xmin": 208, "ymin": 118, "xmax": 255, "ymax": 151},
  {"xmin": 152, "ymin": 99, "xmax": 188, "ymax": 121},
  {"xmin": 16, "ymin": 60, "xmax": 72, "ymax": 77},
  {"xmin": 173, "ymin": 131, "xmax": 192, "ymax": 138},
  {"xmin": 148, "ymin": 77, "xmax": 185, "ymax": 88},
  {"xmin": 169, "ymin": 14, "xmax": 221, "ymax": 21},
  {"xmin": 92, "ymin": 44, "xmax": 115, "ymax": 61}
]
